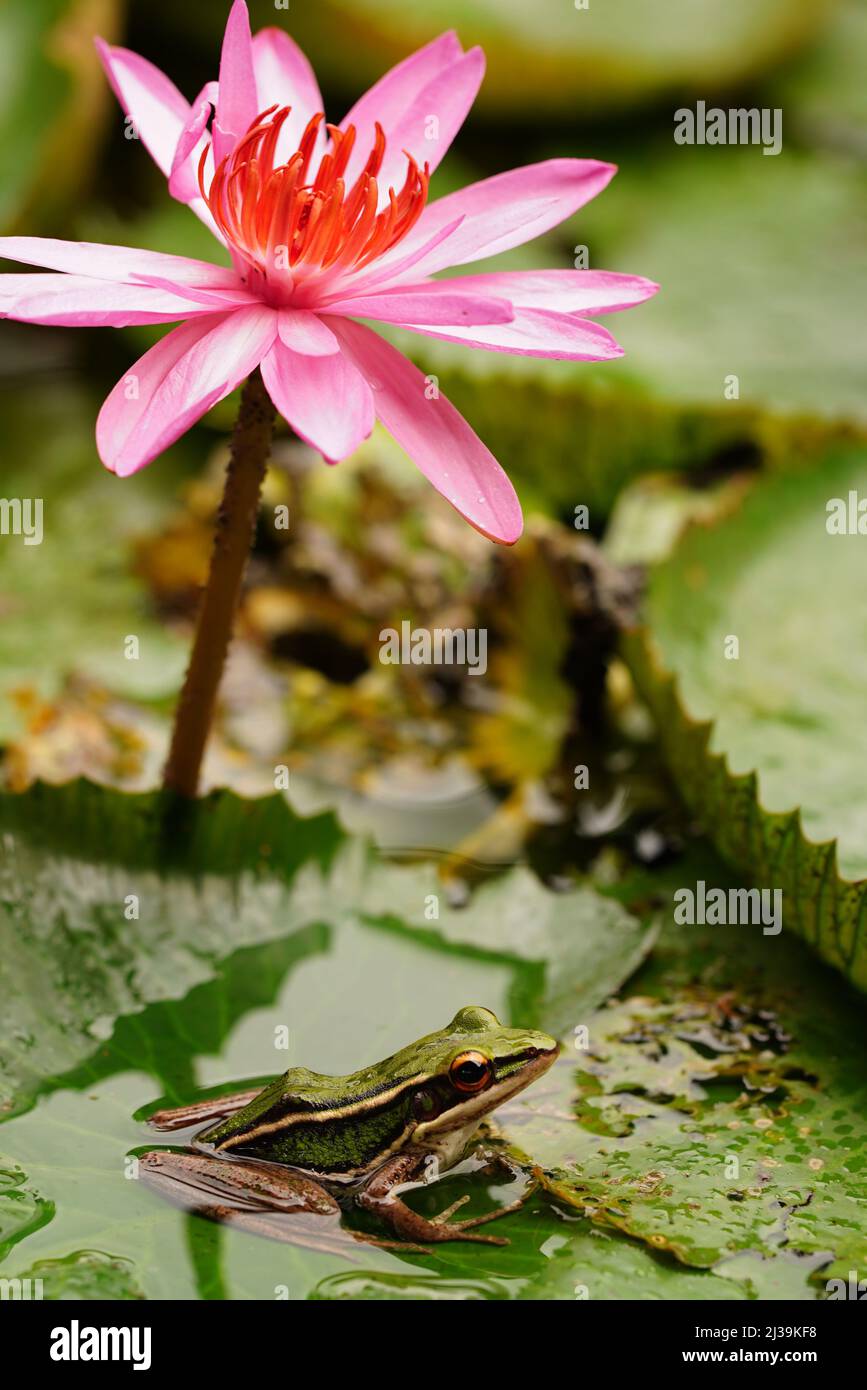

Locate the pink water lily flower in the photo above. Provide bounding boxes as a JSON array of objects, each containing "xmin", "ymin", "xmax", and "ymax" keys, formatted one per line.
[{"xmin": 0, "ymin": 1, "xmax": 656, "ymax": 544}]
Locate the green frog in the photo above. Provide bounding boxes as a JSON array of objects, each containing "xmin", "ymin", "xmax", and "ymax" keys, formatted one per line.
[{"xmin": 138, "ymin": 1007, "xmax": 558, "ymax": 1249}]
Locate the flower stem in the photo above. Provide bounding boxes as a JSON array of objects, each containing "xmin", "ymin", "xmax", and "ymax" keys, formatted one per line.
[{"xmin": 162, "ymin": 368, "xmax": 276, "ymax": 798}]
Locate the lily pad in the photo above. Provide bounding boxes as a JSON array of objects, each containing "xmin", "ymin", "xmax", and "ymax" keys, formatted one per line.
[
  {"xmin": 507, "ymin": 846, "xmax": 867, "ymax": 1295},
  {"xmin": 1, "ymin": 782, "xmax": 862, "ymax": 1298},
  {"xmin": 10, "ymin": 1250, "xmax": 146, "ymax": 1300},
  {"xmin": 0, "ymin": 779, "xmax": 654, "ymax": 1113},
  {"xmin": 0, "ymin": 779, "xmax": 668, "ymax": 1299},
  {"xmin": 623, "ymin": 445, "xmax": 867, "ymax": 990},
  {"xmin": 0, "ymin": 376, "xmax": 189, "ymax": 744},
  {"xmin": 577, "ymin": 143, "xmax": 867, "ymax": 427}
]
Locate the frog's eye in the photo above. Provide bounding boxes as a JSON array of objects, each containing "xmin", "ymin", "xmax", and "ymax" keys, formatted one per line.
[{"xmin": 449, "ymin": 1051, "xmax": 492, "ymax": 1094}]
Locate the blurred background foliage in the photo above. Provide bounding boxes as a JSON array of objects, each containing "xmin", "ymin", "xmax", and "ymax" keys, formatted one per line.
[
  {"xmin": 0, "ymin": 0, "xmax": 860, "ymax": 843},
  {"xmin": 0, "ymin": 0, "xmax": 863, "ymax": 826}
]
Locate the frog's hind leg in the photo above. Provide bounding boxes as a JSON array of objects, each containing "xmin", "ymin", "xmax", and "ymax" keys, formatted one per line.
[
  {"xmin": 139, "ymin": 1150, "xmax": 340, "ymax": 1214},
  {"xmin": 147, "ymin": 1088, "xmax": 265, "ymax": 1133},
  {"xmin": 138, "ymin": 1150, "xmax": 341, "ymax": 1247},
  {"xmin": 137, "ymin": 1151, "xmax": 429, "ymax": 1256}
]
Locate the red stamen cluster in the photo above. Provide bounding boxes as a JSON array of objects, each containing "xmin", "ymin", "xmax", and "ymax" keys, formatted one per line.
[{"xmin": 199, "ymin": 106, "xmax": 430, "ymax": 289}]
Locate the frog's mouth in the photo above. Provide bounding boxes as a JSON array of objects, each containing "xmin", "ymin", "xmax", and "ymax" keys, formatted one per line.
[{"xmin": 413, "ymin": 1042, "xmax": 559, "ymax": 1142}]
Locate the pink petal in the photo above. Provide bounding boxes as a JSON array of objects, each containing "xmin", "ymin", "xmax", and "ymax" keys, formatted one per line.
[
  {"xmin": 94, "ymin": 38, "xmax": 187, "ymax": 176},
  {"xmin": 169, "ymin": 82, "xmax": 218, "ymax": 202},
  {"xmin": 442, "ymin": 269, "xmax": 660, "ymax": 316},
  {"xmin": 329, "ymin": 317, "xmax": 522, "ymax": 545},
  {"xmin": 324, "ymin": 283, "xmax": 513, "ymax": 327},
  {"xmin": 276, "ymin": 310, "xmax": 340, "ymax": 356},
  {"xmin": 252, "ymin": 27, "xmax": 327, "ymax": 162},
  {"xmin": 0, "ymin": 273, "xmax": 249, "ymax": 327},
  {"xmin": 371, "ymin": 47, "xmax": 485, "ymax": 199},
  {"xmin": 339, "ymin": 32, "xmax": 462, "ymax": 187},
  {"xmin": 0, "ymin": 236, "xmax": 241, "ymax": 289},
  {"xmin": 131, "ymin": 275, "xmax": 259, "ymax": 310},
  {"xmin": 403, "ymin": 307, "xmax": 623, "ymax": 360},
  {"xmin": 376, "ymin": 160, "xmax": 617, "ymax": 281},
  {"xmin": 260, "ymin": 337, "xmax": 374, "ymax": 460},
  {"xmin": 213, "ymin": 0, "xmax": 258, "ymax": 166},
  {"xmin": 97, "ymin": 305, "xmax": 277, "ymax": 477},
  {"xmin": 95, "ymin": 39, "xmax": 220, "ymax": 237}
]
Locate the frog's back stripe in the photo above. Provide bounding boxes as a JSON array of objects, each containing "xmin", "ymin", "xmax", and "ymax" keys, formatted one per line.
[{"xmin": 211, "ymin": 1072, "xmax": 432, "ymax": 1153}]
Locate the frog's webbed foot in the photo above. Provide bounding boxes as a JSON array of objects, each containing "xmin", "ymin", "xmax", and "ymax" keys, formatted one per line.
[
  {"xmin": 428, "ymin": 1184, "xmax": 536, "ymax": 1231},
  {"xmin": 357, "ymin": 1154, "xmax": 534, "ymax": 1247}
]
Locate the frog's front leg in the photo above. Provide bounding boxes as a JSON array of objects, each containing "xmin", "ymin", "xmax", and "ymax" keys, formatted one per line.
[
  {"xmin": 147, "ymin": 1087, "xmax": 267, "ymax": 1133},
  {"xmin": 356, "ymin": 1153, "xmax": 531, "ymax": 1246}
]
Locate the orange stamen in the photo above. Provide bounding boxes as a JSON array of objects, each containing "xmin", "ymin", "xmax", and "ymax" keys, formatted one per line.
[{"xmin": 199, "ymin": 107, "xmax": 430, "ymax": 292}]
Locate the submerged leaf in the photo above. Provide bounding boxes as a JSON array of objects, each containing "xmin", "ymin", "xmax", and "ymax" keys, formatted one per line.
[
  {"xmin": 624, "ymin": 446, "xmax": 867, "ymax": 990},
  {"xmin": 0, "ymin": 380, "xmax": 188, "ymax": 748}
]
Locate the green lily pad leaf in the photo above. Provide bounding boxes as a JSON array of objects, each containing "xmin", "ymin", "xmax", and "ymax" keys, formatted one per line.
[
  {"xmin": 3, "ymin": 782, "xmax": 861, "ymax": 1298},
  {"xmin": 0, "ymin": 779, "xmax": 651, "ymax": 1113},
  {"xmin": 579, "ymin": 144, "xmax": 867, "ymax": 427},
  {"xmin": 604, "ymin": 472, "xmax": 753, "ymax": 569},
  {"xmin": 358, "ymin": 864, "xmax": 656, "ymax": 1040},
  {"xmin": 0, "ymin": 0, "xmax": 120, "ymax": 231},
  {"xmin": 309, "ymin": 1217, "xmax": 747, "ymax": 1302},
  {"xmin": 0, "ymin": 779, "xmax": 674, "ymax": 1300},
  {"xmin": 506, "ymin": 871, "xmax": 867, "ymax": 1294},
  {"xmin": 0, "ymin": 1162, "xmax": 52, "ymax": 1259},
  {"xmin": 0, "ymin": 380, "xmax": 189, "ymax": 744},
  {"xmin": 622, "ymin": 445, "xmax": 867, "ymax": 990},
  {"xmin": 11, "ymin": 1250, "xmax": 146, "ymax": 1300},
  {"xmin": 278, "ymin": 0, "xmax": 829, "ymax": 117}
]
